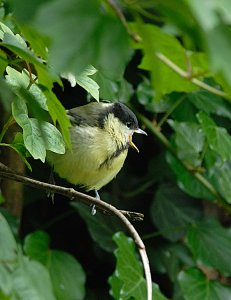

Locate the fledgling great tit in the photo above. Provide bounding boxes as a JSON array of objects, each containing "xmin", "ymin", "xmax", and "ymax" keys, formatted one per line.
[{"xmin": 46, "ymin": 101, "xmax": 146, "ymax": 201}]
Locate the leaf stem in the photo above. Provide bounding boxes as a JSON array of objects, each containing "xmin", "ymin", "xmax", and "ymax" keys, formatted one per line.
[
  {"xmin": 156, "ymin": 52, "xmax": 229, "ymax": 99},
  {"xmin": 157, "ymin": 94, "xmax": 187, "ymax": 128},
  {"xmin": 0, "ymin": 115, "xmax": 15, "ymax": 143},
  {"xmin": 136, "ymin": 111, "xmax": 231, "ymax": 214}
]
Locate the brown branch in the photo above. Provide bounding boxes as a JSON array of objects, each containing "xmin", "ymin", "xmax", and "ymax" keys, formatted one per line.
[{"xmin": 0, "ymin": 162, "xmax": 152, "ymax": 300}]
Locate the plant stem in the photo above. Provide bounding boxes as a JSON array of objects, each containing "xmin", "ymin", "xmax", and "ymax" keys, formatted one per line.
[
  {"xmin": 136, "ymin": 111, "xmax": 231, "ymax": 214},
  {"xmin": 0, "ymin": 115, "xmax": 14, "ymax": 143},
  {"xmin": 157, "ymin": 94, "xmax": 187, "ymax": 128},
  {"xmin": 156, "ymin": 52, "xmax": 229, "ymax": 99}
]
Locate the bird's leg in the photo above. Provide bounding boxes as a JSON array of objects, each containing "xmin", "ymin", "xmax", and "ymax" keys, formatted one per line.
[{"xmin": 90, "ymin": 190, "xmax": 100, "ymax": 215}]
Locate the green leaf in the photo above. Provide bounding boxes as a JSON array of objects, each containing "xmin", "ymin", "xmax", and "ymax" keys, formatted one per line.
[
  {"xmin": 189, "ymin": 91, "xmax": 231, "ymax": 120},
  {"xmin": 1, "ymin": 31, "xmax": 45, "ymax": 69},
  {"xmin": 0, "ymin": 22, "xmax": 27, "ymax": 48},
  {"xmin": 5, "ymin": 66, "xmax": 48, "ymax": 111},
  {"xmin": 166, "ymin": 152, "xmax": 214, "ymax": 200},
  {"xmin": 187, "ymin": 219, "xmax": 231, "ymax": 274},
  {"xmin": 179, "ymin": 267, "xmax": 231, "ymax": 300},
  {"xmin": 44, "ymin": 89, "xmax": 71, "ymax": 149},
  {"xmin": 0, "ymin": 265, "xmax": 12, "ymax": 298},
  {"xmin": 109, "ymin": 232, "xmax": 146, "ymax": 299},
  {"xmin": 33, "ymin": 0, "xmax": 131, "ymax": 80},
  {"xmin": 109, "ymin": 232, "xmax": 168, "ymax": 300},
  {"xmin": 197, "ymin": 111, "xmax": 231, "ymax": 161},
  {"xmin": 188, "ymin": 1, "xmax": 231, "ymax": 89},
  {"xmin": 12, "ymin": 256, "xmax": 56, "ymax": 300},
  {"xmin": 71, "ymin": 202, "xmax": 124, "ymax": 252},
  {"xmin": 62, "ymin": 65, "xmax": 99, "ymax": 101},
  {"xmin": 12, "ymin": 98, "xmax": 65, "ymax": 162},
  {"xmin": 93, "ymin": 70, "xmax": 133, "ymax": 101},
  {"xmin": 151, "ymin": 183, "xmax": 202, "ymax": 242},
  {"xmin": 136, "ymin": 77, "xmax": 175, "ymax": 113},
  {"xmin": 24, "ymin": 231, "xmax": 50, "ymax": 264},
  {"xmin": 209, "ymin": 161, "xmax": 231, "ymax": 203},
  {"xmin": 169, "ymin": 120, "xmax": 205, "ymax": 166},
  {"xmin": 0, "ymin": 212, "xmax": 18, "ymax": 265},
  {"xmin": 46, "ymin": 251, "xmax": 86, "ymax": 300},
  {"xmin": 23, "ymin": 230, "xmax": 86, "ymax": 300},
  {"xmin": 132, "ymin": 23, "xmax": 205, "ymax": 97}
]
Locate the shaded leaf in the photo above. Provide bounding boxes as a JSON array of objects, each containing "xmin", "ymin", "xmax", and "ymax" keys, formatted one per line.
[
  {"xmin": 24, "ymin": 231, "xmax": 50, "ymax": 264},
  {"xmin": 72, "ymin": 202, "xmax": 124, "ymax": 252},
  {"xmin": 197, "ymin": 111, "xmax": 231, "ymax": 161},
  {"xmin": 169, "ymin": 120, "xmax": 204, "ymax": 166},
  {"xmin": 179, "ymin": 267, "xmax": 231, "ymax": 300},
  {"xmin": 209, "ymin": 161, "xmax": 231, "ymax": 203},
  {"xmin": 47, "ymin": 251, "xmax": 86, "ymax": 300},
  {"xmin": 12, "ymin": 256, "xmax": 56, "ymax": 300},
  {"xmin": 33, "ymin": 0, "xmax": 131, "ymax": 79},
  {"xmin": 0, "ymin": 213, "xmax": 18, "ymax": 265},
  {"xmin": 189, "ymin": 90, "xmax": 231, "ymax": 120},
  {"xmin": 187, "ymin": 219, "xmax": 231, "ymax": 274},
  {"xmin": 166, "ymin": 152, "xmax": 214, "ymax": 200},
  {"xmin": 23, "ymin": 230, "xmax": 86, "ymax": 300},
  {"xmin": 151, "ymin": 183, "xmax": 202, "ymax": 241}
]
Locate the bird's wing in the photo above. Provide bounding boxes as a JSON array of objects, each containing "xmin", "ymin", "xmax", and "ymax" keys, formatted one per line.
[{"xmin": 67, "ymin": 102, "xmax": 111, "ymax": 127}]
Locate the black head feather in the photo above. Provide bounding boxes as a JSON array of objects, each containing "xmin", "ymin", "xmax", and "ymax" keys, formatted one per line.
[{"xmin": 110, "ymin": 102, "xmax": 139, "ymax": 129}]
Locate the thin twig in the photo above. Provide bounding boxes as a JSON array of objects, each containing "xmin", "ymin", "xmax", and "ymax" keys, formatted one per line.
[
  {"xmin": 156, "ymin": 52, "xmax": 229, "ymax": 99},
  {"xmin": 0, "ymin": 162, "xmax": 152, "ymax": 300}
]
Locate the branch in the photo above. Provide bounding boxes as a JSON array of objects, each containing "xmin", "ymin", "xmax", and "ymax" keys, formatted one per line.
[
  {"xmin": 156, "ymin": 52, "xmax": 229, "ymax": 99},
  {"xmin": 0, "ymin": 162, "xmax": 152, "ymax": 300}
]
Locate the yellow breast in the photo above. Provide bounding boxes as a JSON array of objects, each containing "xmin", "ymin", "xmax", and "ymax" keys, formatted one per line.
[{"xmin": 46, "ymin": 125, "xmax": 128, "ymax": 191}]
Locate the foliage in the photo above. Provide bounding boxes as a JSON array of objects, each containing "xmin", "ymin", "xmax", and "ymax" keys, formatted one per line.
[{"xmin": 1, "ymin": 0, "xmax": 231, "ymax": 299}]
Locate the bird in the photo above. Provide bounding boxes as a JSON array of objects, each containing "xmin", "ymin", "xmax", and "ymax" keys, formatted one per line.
[{"xmin": 46, "ymin": 101, "xmax": 146, "ymax": 213}]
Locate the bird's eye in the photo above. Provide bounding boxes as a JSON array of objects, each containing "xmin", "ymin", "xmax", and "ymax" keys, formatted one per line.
[{"xmin": 126, "ymin": 122, "xmax": 132, "ymax": 128}]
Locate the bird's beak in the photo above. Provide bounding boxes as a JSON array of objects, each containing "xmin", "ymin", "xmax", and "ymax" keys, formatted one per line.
[{"xmin": 129, "ymin": 128, "xmax": 147, "ymax": 153}]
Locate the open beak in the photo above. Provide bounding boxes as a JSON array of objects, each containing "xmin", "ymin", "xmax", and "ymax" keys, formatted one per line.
[{"xmin": 129, "ymin": 128, "xmax": 147, "ymax": 153}]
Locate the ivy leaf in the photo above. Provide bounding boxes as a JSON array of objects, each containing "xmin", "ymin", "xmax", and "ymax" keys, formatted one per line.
[
  {"xmin": 62, "ymin": 65, "xmax": 99, "ymax": 101},
  {"xmin": 168, "ymin": 120, "xmax": 205, "ymax": 166},
  {"xmin": 109, "ymin": 232, "xmax": 169, "ymax": 300},
  {"xmin": 5, "ymin": 66, "xmax": 48, "ymax": 111},
  {"xmin": 209, "ymin": 161, "xmax": 231, "ymax": 203},
  {"xmin": 166, "ymin": 152, "xmax": 214, "ymax": 200},
  {"xmin": 12, "ymin": 98, "xmax": 65, "ymax": 162},
  {"xmin": 197, "ymin": 111, "xmax": 231, "ymax": 161},
  {"xmin": 131, "ymin": 23, "xmax": 207, "ymax": 97},
  {"xmin": 187, "ymin": 218, "xmax": 231, "ymax": 274},
  {"xmin": 179, "ymin": 267, "xmax": 231, "ymax": 300},
  {"xmin": 151, "ymin": 183, "xmax": 202, "ymax": 242},
  {"xmin": 189, "ymin": 91, "xmax": 231, "ymax": 120},
  {"xmin": 109, "ymin": 232, "xmax": 147, "ymax": 299}
]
